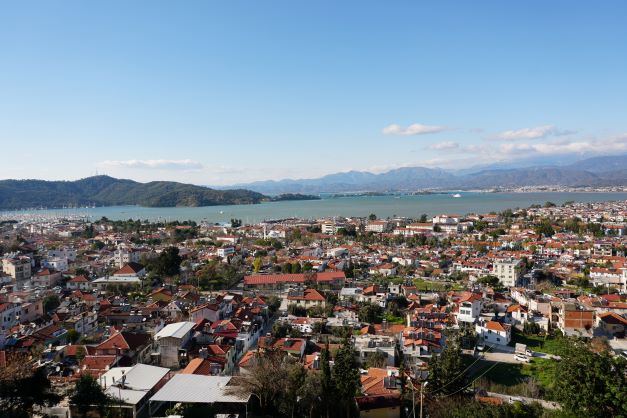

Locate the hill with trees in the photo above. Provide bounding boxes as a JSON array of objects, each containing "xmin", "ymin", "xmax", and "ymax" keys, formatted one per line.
[{"xmin": 0, "ymin": 175, "xmax": 266, "ymax": 209}]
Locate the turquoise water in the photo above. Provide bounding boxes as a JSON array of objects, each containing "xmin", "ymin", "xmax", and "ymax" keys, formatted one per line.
[{"xmin": 2, "ymin": 192, "xmax": 626, "ymax": 223}]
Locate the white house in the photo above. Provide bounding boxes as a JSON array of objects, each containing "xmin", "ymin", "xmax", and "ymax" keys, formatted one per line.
[
  {"xmin": 217, "ymin": 247, "xmax": 235, "ymax": 258},
  {"xmin": 41, "ymin": 257, "xmax": 68, "ymax": 272},
  {"xmin": 456, "ymin": 293, "xmax": 482, "ymax": 324},
  {"xmin": 66, "ymin": 275, "xmax": 92, "ymax": 291},
  {"xmin": 475, "ymin": 320, "xmax": 511, "ymax": 346},
  {"xmin": 48, "ymin": 247, "xmax": 77, "ymax": 262}
]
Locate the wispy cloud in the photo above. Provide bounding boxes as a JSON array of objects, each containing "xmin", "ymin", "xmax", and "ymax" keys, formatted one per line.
[
  {"xmin": 491, "ymin": 125, "xmax": 575, "ymax": 141},
  {"xmin": 497, "ymin": 135, "xmax": 627, "ymax": 156},
  {"xmin": 99, "ymin": 159, "xmax": 204, "ymax": 170},
  {"xmin": 382, "ymin": 123, "xmax": 446, "ymax": 136},
  {"xmin": 429, "ymin": 141, "xmax": 459, "ymax": 150}
]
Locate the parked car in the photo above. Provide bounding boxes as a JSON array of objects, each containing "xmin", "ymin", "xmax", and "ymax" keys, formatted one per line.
[{"xmin": 514, "ymin": 354, "xmax": 530, "ymax": 363}]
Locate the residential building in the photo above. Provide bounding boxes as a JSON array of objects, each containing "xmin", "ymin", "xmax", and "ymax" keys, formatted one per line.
[
  {"xmin": 2, "ymin": 256, "xmax": 31, "ymax": 281},
  {"xmin": 154, "ymin": 321, "xmax": 196, "ymax": 368},
  {"xmin": 475, "ymin": 320, "xmax": 511, "ymax": 346},
  {"xmin": 492, "ymin": 258, "xmax": 525, "ymax": 287},
  {"xmin": 557, "ymin": 302, "xmax": 594, "ymax": 337}
]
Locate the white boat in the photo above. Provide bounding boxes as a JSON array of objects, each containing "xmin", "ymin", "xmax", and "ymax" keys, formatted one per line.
[{"xmin": 452, "ymin": 193, "xmax": 461, "ymax": 198}]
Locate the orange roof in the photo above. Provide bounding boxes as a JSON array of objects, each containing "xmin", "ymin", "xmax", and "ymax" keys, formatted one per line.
[
  {"xmin": 485, "ymin": 321, "xmax": 511, "ymax": 332},
  {"xmin": 287, "ymin": 288, "xmax": 326, "ymax": 302},
  {"xmin": 598, "ymin": 311, "xmax": 627, "ymax": 326}
]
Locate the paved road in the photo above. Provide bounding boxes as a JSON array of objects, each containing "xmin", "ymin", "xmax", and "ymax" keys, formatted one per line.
[
  {"xmin": 485, "ymin": 391, "xmax": 561, "ymax": 410},
  {"xmin": 478, "ymin": 345, "xmax": 560, "ymax": 363}
]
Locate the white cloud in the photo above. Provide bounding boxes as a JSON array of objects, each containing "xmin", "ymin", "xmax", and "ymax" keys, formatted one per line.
[
  {"xmin": 497, "ymin": 135, "xmax": 627, "ymax": 156},
  {"xmin": 382, "ymin": 123, "xmax": 446, "ymax": 136},
  {"xmin": 99, "ymin": 159, "xmax": 204, "ymax": 170},
  {"xmin": 492, "ymin": 125, "xmax": 574, "ymax": 141},
  {"xmin": 429, "ymin": 141, "xmax": 459, "ymax": 150}
]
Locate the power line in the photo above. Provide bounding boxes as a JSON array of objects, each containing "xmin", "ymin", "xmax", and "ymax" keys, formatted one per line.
[
  {"xmin": 424, "ymin": 345, "xmax": 494, "ymax": 395},
  {"xmin": 439, "ymin": 359, "xmax": 502, "ymax": 398}
]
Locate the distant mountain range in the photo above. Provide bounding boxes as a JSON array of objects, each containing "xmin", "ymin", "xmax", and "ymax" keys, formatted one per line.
[
  {"xmin": 0, "ymin": 176, "xmax": 268, "ymax": 210},
  {"xmin": 3, "ymin": 155, "xmax": 626, "ymax": 210},
  {"xmin": 227, "ymin": 155, "xmax": 627, "ymax": 194}
]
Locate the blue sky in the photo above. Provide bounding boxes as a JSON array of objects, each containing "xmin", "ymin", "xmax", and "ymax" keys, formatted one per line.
[{"xmin": 1, "ymin": 1, "xmax": 626, "ymax": 185}]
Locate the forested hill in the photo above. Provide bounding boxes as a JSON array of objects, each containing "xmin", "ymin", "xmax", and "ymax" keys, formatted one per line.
[{"xmin": 0, "ymin": 175, "xmax": 267, "ymax": 209}]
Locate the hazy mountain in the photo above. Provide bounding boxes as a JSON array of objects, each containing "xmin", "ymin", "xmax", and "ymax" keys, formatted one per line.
[
  {"xmin": 459, "ymin": 167, "xmax": 602, "ymax": 188},
  {"xmin": 231, "ymin": 155, "xmax": 627, "ymax": 193},
  {"xmin": 0, "ymin": 175, "xmax": 266, "ymax": 209},
  {"xmin": 230, "ymin": 167, "xmax": 455, "ymax": 194},
  {"xmin": 564, "ymin": 155, "xmax": 627, "ymax": 173}
]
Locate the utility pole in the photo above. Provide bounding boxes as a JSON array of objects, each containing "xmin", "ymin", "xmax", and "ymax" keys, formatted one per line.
[{"xmin": 420, "ymin": 381, "xmax": 428, "ymax": 418}]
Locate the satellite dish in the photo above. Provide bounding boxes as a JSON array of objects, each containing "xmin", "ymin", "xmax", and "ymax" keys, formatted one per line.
[{"xmin": 55, "ymin": 366, "xmax": 61, "ymax": 373}]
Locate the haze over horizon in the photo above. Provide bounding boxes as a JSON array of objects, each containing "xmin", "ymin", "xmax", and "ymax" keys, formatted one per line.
[{"xmin": 2, "ymin": 1, "xmax": 627, "ymax": 185}]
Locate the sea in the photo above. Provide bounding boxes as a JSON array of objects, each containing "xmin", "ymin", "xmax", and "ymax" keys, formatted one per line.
[{"xmin": 2, "ymin": 192, "xmax": 627, "ymax": 224}]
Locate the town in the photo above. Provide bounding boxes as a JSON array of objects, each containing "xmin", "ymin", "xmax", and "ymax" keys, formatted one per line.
[{"xmin": 1, "ymin": 200, "xmax": 627, "ymax": 418}]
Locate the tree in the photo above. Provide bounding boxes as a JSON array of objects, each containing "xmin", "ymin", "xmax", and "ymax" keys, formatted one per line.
[
  {"xmin": 70, "ymin": 374, "xmax": 112, "ymax": 417},
  {"xmin": 253, "ymin": 257, "xmax": 263, "ymax": 272},
  {"xmin": 552, "ymin": 338, "xmax": 627, "ymax": 418},
  {"xmin": 266, "ymin": 295, "xmax": 281, "ymax": 314},
  {"xmin": 428, "ymin": 331, "xmax": 467, "ymax": 397},
  {"xmin": 419, "ymin": 214, "xmax": 428, "ymax": 223},
  {"xmin": 67, "ymin": 329, "xmax": 80, "ymax": 344},
  {"xmin": 368, "ymin": 213, "xmax": 377, "ymax": 221},
  {"xmin": 81, "ymin": 224, "xmax": 95, "ymax": 238},
  {"xmin": 358, "ymin": 303, "xmax": 383, "ymax": 324},
  {"xmin": 230, "ymin": 218, "xmax": 242, "ymax": 228},
  {"xmin": 298, "ymin": 371, "xmax": 324, "ymax": 418},
  {"xmin": 278, "ymin": 361, "xmax": 306, "ymax": 418},
  {"xmin": 332, "ymin": 338, "xmax": 361, "ymax": 418},
  {"xmin": 364, "ymin": 351, "xmax": 386, "ymax": 369},
  {"xmin": 272, "ymin": 321, "xmax": 302, "ymax": 338},
  {"xmin": 147, "ymin": 246, "xmax": 182, "ymax": 277},
  {"xmin": 477, "ymin": 275, "xmax": 500, "ymax": 288},
  {"xmin": 534, "ymin": 220, "xmax": 555, "ymax": 237},
  {"xmin": 227, "ymin": 351, "xmax": 293, "ymax": 415},
  {"xmin": 282, "ymin": 263, "xmax": 293, "ymax": 274},
  {"xmin": 91, "ymin": 240, "xmax": 105, "ymax": 250},
  {"xmin": 320, "ymin": 342, "xmax": 335, "ymax": 418},
  {"xmin": 0, "ymin": 365, "xmax": 61, "ymax": 418},
  {"xmin": 43, "ymin": 295, "xmax": 60, "ymax": 312}
]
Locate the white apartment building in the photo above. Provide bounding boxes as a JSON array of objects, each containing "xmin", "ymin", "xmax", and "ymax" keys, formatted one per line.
[
  {"xmin": 42, "ymin": 257, "xmax": 69, "ymax": 272},
  {"xmin": 2, "ymin": 256, "xmax": 31, "ymax": 281},
  {"xmin": 217, "ymin": 246, "xmax": 235, "ymax": 258},
  {"xmin": 365, "ymin": 220, "xmax": 390, "ymax": 233},
  {"xmin": 114, "ymin": 247, "xmax": 141, "ymax": 268},
  {"xmin": 0, "ymin": 303, "xmax": 21, "ymax": 333},
  {"xmin": 492, "ymin": 258, "xmax": 525, "ymax": 287},
  {"xmin": 321, "ymin": 222, "xmax": 345, "ymax": 235},
  {"xmin": 48, "ymin": 248, "xmax": 77, "ymax": 262}
]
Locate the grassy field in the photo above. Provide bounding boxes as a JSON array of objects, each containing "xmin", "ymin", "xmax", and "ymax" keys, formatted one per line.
[
  {"xmin": 468, "ymin": 357, "xmax": 558, "ymax": 400},
  {"xmin": 413, "ymin": 278, "xmax": 465, "ymax": 291},
  {"xmin": 511, "ymin": 332, "xmax": 568, "ymax": 356}
]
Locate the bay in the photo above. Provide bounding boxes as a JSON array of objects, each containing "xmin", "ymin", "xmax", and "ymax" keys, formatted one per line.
[{"xmin": 2, "ymin": 192, "xmax": 627, "ymax": 223}]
